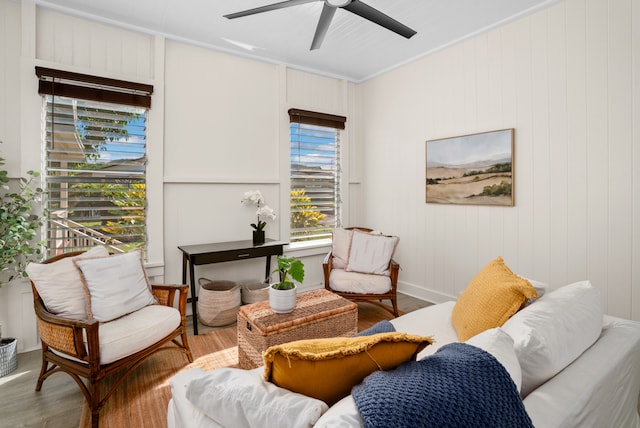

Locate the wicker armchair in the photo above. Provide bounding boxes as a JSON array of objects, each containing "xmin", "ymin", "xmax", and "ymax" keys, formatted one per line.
[
  {"xmin": 323, "ymin": 227, "xmax": 400, "ymax": 317},
  {"xmin": 30, "ymin": 251, "xmax": 193, "ymax": 428}
]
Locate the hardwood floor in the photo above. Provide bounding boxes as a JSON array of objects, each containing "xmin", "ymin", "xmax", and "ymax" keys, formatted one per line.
[{"xmin": 0, "ymin": 292, "xmax": 430, "ymax": 428}]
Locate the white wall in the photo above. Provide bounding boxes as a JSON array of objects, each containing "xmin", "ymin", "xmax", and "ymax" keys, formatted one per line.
[
  {"xmin": 0, "ymin": 0, "xmax": 357, "ymax": 349},
  {"xmin": 2, "ymin": 0, "xmax": 639, "ymax": 353},
  {"xmin": 359, "ymin": 0, "xmax": 640, "ymax": 321},
  {"xmin": 161, "ymin": 43, "xmax": 356, "ymax": 291}
]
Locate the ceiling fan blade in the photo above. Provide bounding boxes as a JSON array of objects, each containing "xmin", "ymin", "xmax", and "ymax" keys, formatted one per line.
[
  {"xmin": 343, "ymin": 0, "xmax": 416, "ymax": 39},
  {"xmin": 310, "ymin": 4, "xmax": 337, "ymax": 50},
  {"xmin": 224, "ymin": 0, "xmax": 319, "ymax": 19}
]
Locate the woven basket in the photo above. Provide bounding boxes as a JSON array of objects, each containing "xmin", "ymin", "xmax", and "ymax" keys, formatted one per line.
[
  {"xmin": 0, "ymin": 338, "xmax": 17, "ymax": 377},
  {"xmin": 197, "ymin": 278, "xmax": 241, "ymax": 327},
  {"xmin": 241, "ymin": 281, "xmax": 270, "ymax": 305}
]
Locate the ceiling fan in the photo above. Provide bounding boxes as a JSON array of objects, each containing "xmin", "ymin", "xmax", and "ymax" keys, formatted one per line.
[{"xmin": 224, "ymin": 0, "xmax": 417, "ymax": 50}]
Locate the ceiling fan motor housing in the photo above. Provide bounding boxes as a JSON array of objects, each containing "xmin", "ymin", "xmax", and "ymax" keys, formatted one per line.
[{"xmin": 326, "ymin": 0, "xmax": 352, "ymax": 7}]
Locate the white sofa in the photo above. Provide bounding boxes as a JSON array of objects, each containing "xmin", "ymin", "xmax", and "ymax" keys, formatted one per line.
[{"xmin": 168, "ymin": 280, "xmax": 640, "ymax": 428}]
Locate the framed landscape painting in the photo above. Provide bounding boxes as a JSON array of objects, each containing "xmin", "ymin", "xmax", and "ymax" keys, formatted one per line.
[{"xmin": 425, "ymin": 128, "xmax": 514, "ymax": 206}]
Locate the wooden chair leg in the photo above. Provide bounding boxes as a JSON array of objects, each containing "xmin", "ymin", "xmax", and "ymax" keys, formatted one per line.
[
  {"xmin": 35, "ymin": 361, "xmax": 49, "ymax": 391},
  {"xmin": 181, "ymin": 327, "xmax": 193, "ymax": 363},
  {"xmin": 90, "ymin": 378, "xmax": 101, "ymax": 428},
  {"xmin": 391, "ymin": 297, "xmax": 399, "ymax": 317}
]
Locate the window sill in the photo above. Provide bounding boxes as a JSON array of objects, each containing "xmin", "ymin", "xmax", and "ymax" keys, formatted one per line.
[{"xmin": 286, "ymin": 239, "xmax": 332, "ymax": 258}]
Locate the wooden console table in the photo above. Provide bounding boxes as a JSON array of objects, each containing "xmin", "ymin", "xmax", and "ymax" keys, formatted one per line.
[{"xmin": 179, "ymin": 239, "xmax": 287, "ymax": 335}]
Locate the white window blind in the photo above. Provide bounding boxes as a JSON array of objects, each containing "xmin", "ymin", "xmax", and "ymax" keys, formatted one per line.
[
  {"xmin": 36, "ymin": 67, "xmax": 152, "ymax": 257},
  {"xmin": 289, "ymin": 109, "xmax": 345, "ymax": 243}
]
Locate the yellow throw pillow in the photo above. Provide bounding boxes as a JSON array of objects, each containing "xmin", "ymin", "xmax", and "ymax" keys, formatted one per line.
[
  {"xmin": 263, "ymin": 332, "xmax": 432, "ymax": 406},
  {"xmin": 452, "ymin": 256, "xmax": 537, "ymax": 342}
]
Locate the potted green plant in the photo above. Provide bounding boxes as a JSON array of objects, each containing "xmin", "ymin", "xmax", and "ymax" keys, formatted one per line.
[
  {"xmin": 0, "ymin": 149, "xmax": 43, "ymax": 377},
  {"xmin": 0, "ymin": 150, "xmax": 45, "ymax": 286},
  {"xmin": 269, "ymin": 256, "xmax": 304, "ymax": 313}
]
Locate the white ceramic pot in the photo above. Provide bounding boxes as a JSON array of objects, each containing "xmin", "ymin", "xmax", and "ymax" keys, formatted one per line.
[{"xmin": 268, "ymin": 283, "xmax": 297, "ymax": 314}]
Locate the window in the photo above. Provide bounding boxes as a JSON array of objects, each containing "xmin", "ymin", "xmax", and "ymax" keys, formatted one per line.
[
  {"xmin": 288, "ymin": 109, "xmax": 346, "ymax": 243},
  {"xmin": 35, "ymin": 67, "xmax": 153, "ymax": 257}
]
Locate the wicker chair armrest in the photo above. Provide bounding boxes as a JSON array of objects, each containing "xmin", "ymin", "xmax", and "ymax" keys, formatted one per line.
[
  {"xmin": 33, "ymin": 300, "xmax": 98, "ymax": 360},
  {"xmin": 323, "ymin": 250, "xmax": 333, "ymax": 265},
  {"xmin": 151, "ymin": 284, "xmax": 189, "ymax": 315},
  {"xmin": 322, "ymin": 251, "xmax": 333, "ymax": 288},
  {"xmin": 389, "ymin": 259, "xmax": 400, "ymax": 289}
]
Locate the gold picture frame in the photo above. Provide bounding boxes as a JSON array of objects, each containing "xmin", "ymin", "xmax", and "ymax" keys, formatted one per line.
[{"xmin": 425, "ymin": 128, "xmax": 514, "ymax": 206}]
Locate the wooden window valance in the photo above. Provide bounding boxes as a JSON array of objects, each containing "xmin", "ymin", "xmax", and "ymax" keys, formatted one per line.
[
  {"xmin": 288, "ymin": 108, "xmax": 346, "ymax": 130},
  {"xmin": 35, "ymin": 66, "xmax": 153, "ymax": 108}
]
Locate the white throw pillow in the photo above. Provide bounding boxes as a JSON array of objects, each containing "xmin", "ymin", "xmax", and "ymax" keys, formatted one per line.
[
  {"xmin": 519, "ymin": 276, "xmax": 548, "ymax": 306},
  {"xmin": 185, "ymin": 368, "xmax": 329, "ymax": 428},
  {"xmin": 331, "ymin": 228, "xmax": 354, "ymax": 269},
  {"xmin": 346, "ymin": 230, "xmax": 399, "ymax": 276},
  {"xmin": 466, "ymin": 328, "xmax": 522, "ymax": 393},
  {"xmin": 313, "ymin": 395, "xmax": 364, "ymax": 428},
  {"xmin": 26, "ymin": 246, "xmax": 110, "ymax": 320},
  {"xmin": 502, "ymin": 280, "xmax": 603, "ymax": 397},
  {"xmin": 75, "ymin": 249, "xmax": 157, "ymax": 322}
]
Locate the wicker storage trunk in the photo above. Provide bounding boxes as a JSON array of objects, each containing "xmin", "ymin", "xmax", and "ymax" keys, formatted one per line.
[
  {"xmin": 237, "ymin": 289, "xmax": 358, "ymax": 369},
  {"xmin": 197, "ymin": 278, "xmax": 241, "ymax": 327}
]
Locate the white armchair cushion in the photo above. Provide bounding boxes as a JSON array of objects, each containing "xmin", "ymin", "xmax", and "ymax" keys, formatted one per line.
[
  {"xmin": 346, "ymin": 230, "xmax": 399, "ymax": 275},
  {"xmin": 329, "ymin": 269, "xmax": 391, "ymax": 294},
  {"xmin": 331, "ymin": 228, "xmax": 354, "ymax": 269},
  {"xmin": 75, "ymin": 249, "xmax": 157, "ymax": 322},
  {"xmin": 52, "ymin": 304, "xmax": 181, "ymax": 364},
  {"xmin": 98, "ymin": 304, "xmax": 180, "ymax": 364},
  {"xmin": 26, "ymin": 246, "xmax": 110, "ymax": 320}
]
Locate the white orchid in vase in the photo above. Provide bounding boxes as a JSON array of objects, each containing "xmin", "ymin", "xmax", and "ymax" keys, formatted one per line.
[{"xmin": 241, "ymin": 190, "xmax": 276, "ymax": 233}]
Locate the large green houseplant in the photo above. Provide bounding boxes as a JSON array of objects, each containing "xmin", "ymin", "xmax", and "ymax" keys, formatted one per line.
[
  {"xmin": 0, "ymin": 152, "xmax": 45, "ymax": 286},
  {"xmin": 269, "ymin": 256, "xmax": 304, "ymax": 314}
]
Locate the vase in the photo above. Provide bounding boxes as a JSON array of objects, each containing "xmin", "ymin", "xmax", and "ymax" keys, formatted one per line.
[
  {"xmin": 252, "ymin": 230, "xmax": 265, "ymax": 245},
  {"xmin": 269, "ymin": 283, "xmax": 297, "ymax": 314}
]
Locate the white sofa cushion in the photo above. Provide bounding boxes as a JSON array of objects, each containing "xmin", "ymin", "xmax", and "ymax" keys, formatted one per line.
[
  {"xmin": 346, "ymin": 230, "xmax": 399, "ymax": 276},
  {"xmin": 502, "ymin": 280, "xmax": 603, "ymax": 397},
  {"xmin": 185, "ymin": 367, "xmax": 328, "ymax": 428},
  {"xmin": 75, "ymin": 249, "xmax": 157, "ymax": 322},
  {"xmin": 466, "ymin": 327, "xmax": 522, "ymax": 393},
  {"xmin": 313, "ymin": 395, "xmax": 365, "ymax": 428},
  {"xmin": 390, "ymin": 301, "xmax": 458, "ymax": 359},
  {"xmin": 328, "ymin": 269, "xmax": 391, "ymax": 294},
  {"xmin": 521, "ymin": 277, "xmax": 548, "ymax": 306},
  {"xmin": 26, "ymin": 246, "xmax": 110, "ymax": 320}
]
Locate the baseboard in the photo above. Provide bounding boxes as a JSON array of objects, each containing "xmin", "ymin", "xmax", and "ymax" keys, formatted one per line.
[{"xmin": 397, "ymin": 281, "xmax": 456, "ymax": 305}]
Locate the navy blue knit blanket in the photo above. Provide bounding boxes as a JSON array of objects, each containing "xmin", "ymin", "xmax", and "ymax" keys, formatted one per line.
[{"xmin": 352, "ymin": 342, "xmax": 533, "ymax": 428}]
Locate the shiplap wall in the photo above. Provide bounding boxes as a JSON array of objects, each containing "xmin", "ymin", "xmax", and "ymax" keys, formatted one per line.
[
  {"xmin": 0, "ymin": 0, "xmax": 21, "ymax": 176},
  {"xmin": 359, "ymin": 0, "xmax": 639, "ymax": 321},
  {"xmin": 2, "ymin": 0, "xmax": 638, "ymax": 351},
  {"xmin": 0, "ymin": 1, "xmax": 356, "ymax": 350},
  {"xmin": 161, "ymin": 45, "xmax": 355, "ymax": 290}
]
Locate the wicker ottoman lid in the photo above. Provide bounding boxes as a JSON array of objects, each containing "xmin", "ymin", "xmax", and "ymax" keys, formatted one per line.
[{"xmin": 238, "ymin": 289, "xmax": 357, "ymax": 336}]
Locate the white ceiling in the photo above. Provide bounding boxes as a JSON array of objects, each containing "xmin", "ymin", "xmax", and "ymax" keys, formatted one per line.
[{"xmin": 35, "ymin": 0, "xmax": 559, "ymax": 83}]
